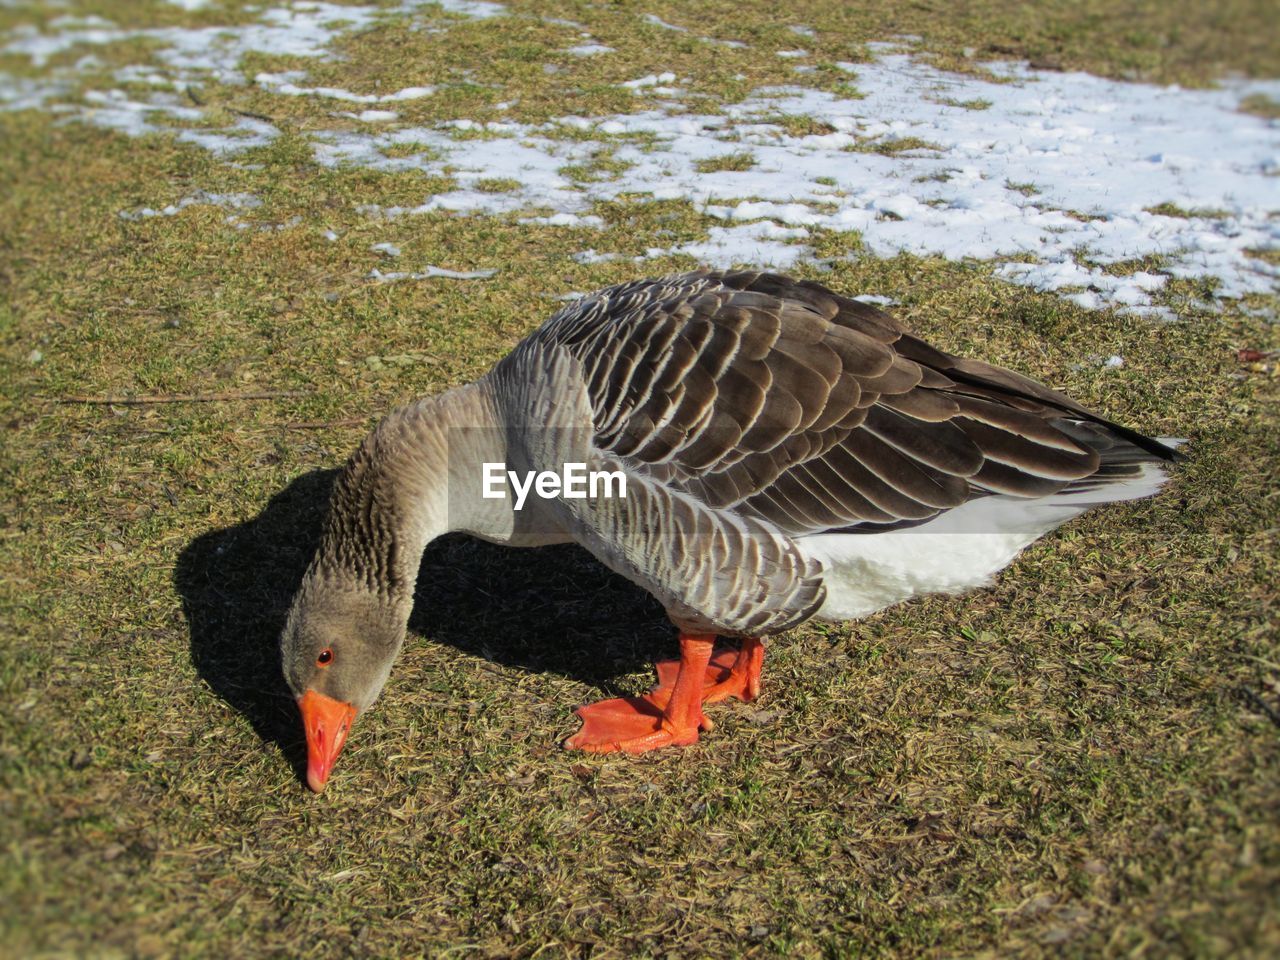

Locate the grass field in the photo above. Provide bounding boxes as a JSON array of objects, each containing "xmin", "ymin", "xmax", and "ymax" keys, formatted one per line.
[{"xmin": 1, "ymin": 1, "xmax": 1278, "ymax": 956}]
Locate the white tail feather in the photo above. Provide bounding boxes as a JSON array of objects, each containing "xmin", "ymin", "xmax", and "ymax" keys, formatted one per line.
[{"xmin": 803, "ymin": 446, "xmax": 1180, "ymax": 622}]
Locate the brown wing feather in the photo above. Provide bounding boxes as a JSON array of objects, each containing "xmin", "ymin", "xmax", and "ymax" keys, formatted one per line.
[{"xmin": 527, "ymin": 270, "xmax": 1175, "ymax": 537}]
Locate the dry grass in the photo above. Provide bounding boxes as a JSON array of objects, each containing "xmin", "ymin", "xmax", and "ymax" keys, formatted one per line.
[{"xmin": 1, "ymin": 1, "xmax": 1278, "ymax": 957}]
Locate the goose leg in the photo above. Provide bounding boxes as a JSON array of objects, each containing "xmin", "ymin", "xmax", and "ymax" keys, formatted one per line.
[
  {"xmin": 565, "ymin": 634, "xmax": 716, "ymax": 754},
  {"xmin": 654, "ymin": 636, "xmax": 764, "ymax": 704}
]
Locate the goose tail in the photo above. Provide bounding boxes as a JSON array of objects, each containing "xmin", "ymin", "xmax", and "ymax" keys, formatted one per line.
[{"xmin": 1043, "ymin": 425, "xmax": 1185, "ymax": 508}]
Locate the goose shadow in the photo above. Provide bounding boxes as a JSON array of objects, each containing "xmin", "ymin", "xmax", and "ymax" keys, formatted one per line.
[{"xmin": 174, "ymin": 469, "xmax": 671, "ymax": 776}]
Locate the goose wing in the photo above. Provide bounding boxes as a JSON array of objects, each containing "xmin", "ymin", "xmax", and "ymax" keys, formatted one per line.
[{"xmin": 523, "ymin": 270, "xmax": 1170, "ymax": 537}]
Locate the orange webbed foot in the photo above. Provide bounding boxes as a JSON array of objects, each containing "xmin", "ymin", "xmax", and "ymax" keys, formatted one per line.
[
  {"xmin": 564, "ymin": 694, "xmax": 710, "ymax": 754},
  {"xmin": 565, "ymin": 636, "xmax": 764, "ymax": 754}
]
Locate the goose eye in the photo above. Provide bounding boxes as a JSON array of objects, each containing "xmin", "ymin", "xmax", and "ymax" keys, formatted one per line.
[{"xmin": 317, "ymin": 648, "xmax": 333, "ymax": 666}]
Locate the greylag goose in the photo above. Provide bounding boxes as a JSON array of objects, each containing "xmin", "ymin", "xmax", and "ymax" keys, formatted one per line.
[{"xmin": 281, "ymin": 270, "xmax": 1180, "ymax": 791}]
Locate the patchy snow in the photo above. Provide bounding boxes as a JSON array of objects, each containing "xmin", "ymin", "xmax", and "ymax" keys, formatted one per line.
[
  {"xmin": 0, "ymin": 74, "xmax": 68, "ymax": 110},
  {"xmin": 997, "ymin": 262, "xmax": 1171, "ymax": 317},
  {"xmin": 866, "ymin": 40, "xmax": 918, "ymax": 55},
  {"xmin": 566, "ymin": 43, "xmax": 613, "ymax": 57},
  {"xmin": 521, "ymin": 213, "xmax": 606, "ymax": 228},
  {"xmin": 656, "ymin": 225, "xmax": 809, "ymax": 269},
  {"xmin": 119, "ymin": 191, "xmax": 262, "ymax": 220},
  {"xmin": 6, "ymin": 6, "xmax": 366, "ymax": 80},
  {"xmin": 4, "ymin": 19, "xmax": 128, "ymax": 67},
  {"xmin": 80, "ymin": 88, "xmax": 201, "ymax": 136},
  {"xmin": 570, "ymin": 225, "xmax": 808, "ymax": 268},
  {"xmin": 499, "ymin": 55, "xmax": 1274, "ymax": 312},
  {"xmin": 177, "ymin": 118, "xmax": 278, "ymax": 155},
  {"xmin": 114, "ymin": 64, "xmax": 177, "ymax": 87},
  {"xmin": 642, "ymin": 14, "xmax": 686, "ymax": 32},
  {"xmin": 75, "ymin": 83, "xmax": 278, "ymax": 154},
  {"xmin": 434, "ymin": 0, "xmax": 505, "ymax": 18},
  {"xmin": 49, "ymin": 14, "xmax": 114, "ymax": 28},
  {"xmin": 347, "ymin": 109, "xmax": 399, "ymax": 122},
  {"xmin": 371, "ymin": 242, "xmax": 402, "ymax": 256},
  {"xmin": 622, "ymin": 72, "xmax": 678, "ymax": 91},
  {"xmin": 369, "ymin": 265, "xmax": 497, "ymax": 281},
  {"xmin": 256, "ymin": 71, "xmax": 435, "ymax": 103},
  {"xmin": 3, "ymin": 0, "xmax": 503, "ymax": 82},
  {"xmin": 571, "ymin": 250, "xmax": 621, "ymax": 264},
  {"xmin": 2, "ymin": 0, "xmax": 1276, "ymax": 316}
]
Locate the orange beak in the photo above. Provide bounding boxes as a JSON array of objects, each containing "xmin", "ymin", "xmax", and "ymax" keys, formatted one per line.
[{"xmin": 298, "ymin": 689, "xmax": 359, "ymax": 793}]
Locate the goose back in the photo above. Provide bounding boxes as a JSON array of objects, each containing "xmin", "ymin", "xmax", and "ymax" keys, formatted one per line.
[{"xmin": 489, "ymin": 270, "xmax": 1176, "ymax": 633}]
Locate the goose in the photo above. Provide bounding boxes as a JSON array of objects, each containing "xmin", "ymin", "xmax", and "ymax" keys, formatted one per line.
[{"xmin": 281, "ymin": 270, "xmax": 1180, "ymax": 791}]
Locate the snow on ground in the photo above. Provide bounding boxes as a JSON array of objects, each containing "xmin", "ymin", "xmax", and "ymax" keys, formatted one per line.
[
  {"xmin": 642, "ymin": 14, "xmax": 686, "ymax": 33},
  {"xmin": 369, "ymin": 265, "xmax": 498, "ymax": 281},
  {"xmin": 1, "ymin": 0, "xmax": 1276, "ymax": 315},
  {"xmin": 118, "ymin": 190, "xmax": 261, "ymax": 221},
  {"xmin": 256, "ymin": 72, "xmax": 436, "ymax": 103}
]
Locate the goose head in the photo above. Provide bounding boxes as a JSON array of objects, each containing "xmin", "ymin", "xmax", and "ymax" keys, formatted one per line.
[
  {"xmin": 276, "ymin": 382, "xmax": 501, "ymax": 791},
  {"xmin": 281, "ymin": 575, "xmax": 409, "ymax": 792}
]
